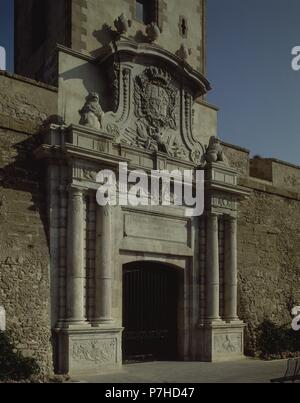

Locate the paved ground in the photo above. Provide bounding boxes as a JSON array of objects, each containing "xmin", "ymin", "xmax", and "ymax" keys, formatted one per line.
[{"xmin": 71, "ymin": 358, "xmax": 294, "ymax": 383}]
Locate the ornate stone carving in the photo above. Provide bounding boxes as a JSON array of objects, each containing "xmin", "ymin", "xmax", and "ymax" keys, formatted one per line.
[
  {"xmin": 176, "ymin": 44, "xmax": 192, "ymax": 61},
  {"xmin": 169, "ymin": 139, "xmax": 188, "ymax": 160},
  {"xmin": 212, "ymin": 194, "xmax": 236, "ymax": 211},
  {"xmin": 114, "ymin": 14, "xmax": 131, "ymax": 35},
  {"xmin": 111, "ymin": 60, "xmax": 121, "ymax": 113},
  {"xmin": 72, "ymin": 339, "xmax": 117, "ymax": 364},
  {"xmin": 214, "ymin": 334, "xmax": 242, "ymax": 354},
  {"xmin": 205, "ymin": 136, "xmax": 227, "ymax": 164},
  {"xmin": 183, "ymin": 92, "xmax": 205, "ymax": 165},
  {"xmin": 79, "ymin": 93, "xmax": 104, "ymax": 130},
  {"xmin": 107, "ymin": 123, "xmax": 121, "ymax": 142},
  {"xmin": 119, "ymin": 69, "xmax": 131, "ymax": 122},
  {"xmin": 146, "ymin": 23, "xmax": 161, "ymax": 43},
  {"xmin": 190, "ymin": 149, "xmax": 202, "ymax": 165},
  {"xmin": 135, "ymin": 67, "xmax": 177, "ymax": 130},
  {"xmin": 133, "ymin": 67, "xmax": 178, "ymax": 153},
  {"xmin": 82, "ymin": 169, "xmax": 97, "ymax": 182}
]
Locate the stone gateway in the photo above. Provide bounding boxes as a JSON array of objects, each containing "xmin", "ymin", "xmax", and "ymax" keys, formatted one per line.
[{"xmin": 0, "ymin": 0, "xmax": 299, "ymax": 377}]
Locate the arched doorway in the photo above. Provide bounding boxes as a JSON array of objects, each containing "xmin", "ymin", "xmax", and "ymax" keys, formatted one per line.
[{"xmin": 123, "ymin": 262, "xmax": 180, "ymax": 362}]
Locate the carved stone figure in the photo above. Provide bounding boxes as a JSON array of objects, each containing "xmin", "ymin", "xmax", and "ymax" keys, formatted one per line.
[
  {"xmin": 72, "ymin": 340, "xmax": 116, "ymax": 364},
  {"xmin": 114, "ymin": 14, "xmax": 131, "ymax": 35},
  {"xmin": 205, "ymin": 136, "xmax": 226, "ymax": 163},
  {"xmin": 79, "ymin": 92, "xmax": 104, "ymax": 130},
  {"xmin": 176, "ymin": 44, "xmax": 192, "ymax": 61},
  {"xmin": 146, "ymin": 23, "xmax": 161, "ymax": 43},
  {"xmin": 169, "ymin": 137, "xmax": 187, "ymax": 159},
  {"xmin": 214, "ymin": 334, "xmax": 241, "ymax": 354}
]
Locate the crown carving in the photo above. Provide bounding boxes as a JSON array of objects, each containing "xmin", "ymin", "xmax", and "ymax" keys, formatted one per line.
[{"xmin": 145, "ymin": 67, "xmax": 172, "ymax": 85}]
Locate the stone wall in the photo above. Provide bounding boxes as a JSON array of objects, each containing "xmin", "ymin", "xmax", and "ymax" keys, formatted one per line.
[
  {"xmin": 222, "ymin": 142, "xmax": 250, "ymax": 176},
  {"xmin": 15, "ymin": 0, "xmax": 206, "ymax": 84},
  {"xmin": 1, "ymin": 64, "xmax": 300, "ymax": 371},
  {"xmin": 237, "ymin": 183, "xmax": 300, "ymax": 355},
  {"xmin": 250, "ymin": 157, "xmax": 300, "ymax": 193},
  {"xmin": 78, "ymin": 0, "xmax": 205, "ymax": 72},
  {"xmin": 223, "ymin": 143, "xmax": 300, "ymax": 356},
  {"xmin": 0, "ymin": 72, "xmax": 57, "ymax": 374}
]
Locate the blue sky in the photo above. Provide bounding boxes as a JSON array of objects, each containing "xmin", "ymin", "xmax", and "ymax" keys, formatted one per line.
[
  {"xmin": 0, "ymin": 0, "xmax": 13, "ymax": 71},
  {"xmin": 0, "ymin": 0, "xmax": 300, "ymax": 164},
  {"xmin": 207, "ymin": 0, "xmax": 300, "ymax": 164}
]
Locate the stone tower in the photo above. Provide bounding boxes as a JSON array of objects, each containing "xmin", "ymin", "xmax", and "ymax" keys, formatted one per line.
[
  {"xmin": 13, "ymin": 0, "xmax": 248, "ymax": 376},
  {"xmin": 15, "ymin": 0, "xmax": 206, "ymax": 85}
]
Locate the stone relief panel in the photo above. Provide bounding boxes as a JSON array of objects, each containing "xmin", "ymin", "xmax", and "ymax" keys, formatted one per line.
[
  {"xmin": 78, "ymin": 59, "xmax": 206, "ymax": 166},
  {"xmin": 72, "ymin": 339, "xmax": 117, "ymax": 365},
  {"xmin": 214, "ymin": 334, "xmax": 242, "ymax": 354},
  {"xmin": 212, "ymin": 194, "xmax": 237, "ymax": 212}
]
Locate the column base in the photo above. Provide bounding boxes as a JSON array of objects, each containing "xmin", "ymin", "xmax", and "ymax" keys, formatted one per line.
[
  {"xmin": 92, "ymin": 318, "xmax": 115, "ymax": 327},
  {"xmin": 54, "ymin": 326, "xmax": 123, "ymax": 376},
  {"xmin": 197, "ymin": 320, "xmax": 245, "ymax": 362},
  {"xmin": 57, "ymin": 320, "xmax": 89, "ymax": 329}
]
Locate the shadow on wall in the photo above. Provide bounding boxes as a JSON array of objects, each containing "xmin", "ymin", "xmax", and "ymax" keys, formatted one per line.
[
  {"xmin": 238, "ymin": 271, "xmax": 300, "ymax": 359},
  {"xmin": 256, "ymin": 320, "xmax": 300, "ymax": 360},
  {"xmin": 0, "ymin": 124, "xmax": 59, "ymax": 376},
  {"xmin": 91, "ymin": 23, "xmax": 149, "ymax": 58},
  {"xmin": 60, "ymin": 62, "xmax": 110, "ymax": 114},
  {"xmin": 0, "ymin": 133, "xmax": 50, "ymax": 247},
  {"xmin": 0, "ymin": 331, "xmax": 40, "ymax": 382},
  {"xmin": 92, "ymin": 23, "xmax": 117, "ymax": 51}
]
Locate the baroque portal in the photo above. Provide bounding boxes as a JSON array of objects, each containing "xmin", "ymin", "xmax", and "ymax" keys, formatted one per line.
[{"xmin": 34, "ymin": 18, "xmax": 249, "ymax": 376}]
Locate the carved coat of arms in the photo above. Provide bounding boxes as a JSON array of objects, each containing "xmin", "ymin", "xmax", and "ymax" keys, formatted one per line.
[{"xmin": 133, "ymin": 67, "xmax": 184, "ymax": 156}]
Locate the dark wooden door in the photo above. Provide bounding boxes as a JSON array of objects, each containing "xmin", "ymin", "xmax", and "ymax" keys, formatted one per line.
[{"xmin": 123, "ymin": 262, "xmax": 178, "ymax": 362}]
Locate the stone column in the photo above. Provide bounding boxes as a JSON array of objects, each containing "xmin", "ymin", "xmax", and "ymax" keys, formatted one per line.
[
  {"xmin": 224, "ymin": 216, "xmax": 238, "ymax": 321},
  {"xmin": 206, "ymin": 213, "xmax": 220, "ymax": 321},
  {"xmin": 67, "ymin": 187, "xmax": 86, "ymax": 324},
  {"xmin": 95, "ymin": 205, "xmax": 114, "ymax": 324}
]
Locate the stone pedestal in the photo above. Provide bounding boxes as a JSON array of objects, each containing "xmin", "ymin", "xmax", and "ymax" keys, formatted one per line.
[
  {"xmin": 198, "ymin": 161, "xmax": 250, "ymax": 362},
  {"xmin": 56, "ymin": 191, "xmax": 123, "ymax": 376},
  {"xmin": 56, "ymin": 327, "xmax": 123, "ymax": 376},
  {"xmin": 199, "ymin": 321, "xmax": 245, "ymax": 362}
]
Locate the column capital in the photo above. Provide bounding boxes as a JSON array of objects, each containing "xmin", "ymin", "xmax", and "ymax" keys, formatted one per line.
[
  {"xmin": 68, "ymin": 184, "xmax": 89, "ymax": 195},
  {"xmin": 205, "ymin": 212, "xmax": 222, "ymax": 222}
]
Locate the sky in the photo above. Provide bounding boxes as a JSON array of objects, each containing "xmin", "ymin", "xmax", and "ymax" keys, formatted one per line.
[
  {"xmin": 206, "ymin": 0, "xmax": 300, "ymax": 164},
  {"xmin": 0, "ymin": 0, "xmax": 300, "ymax": 164},
  {"xmin": 0, "ymin": 0, "xmax": 13, "ymax": 71}
]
